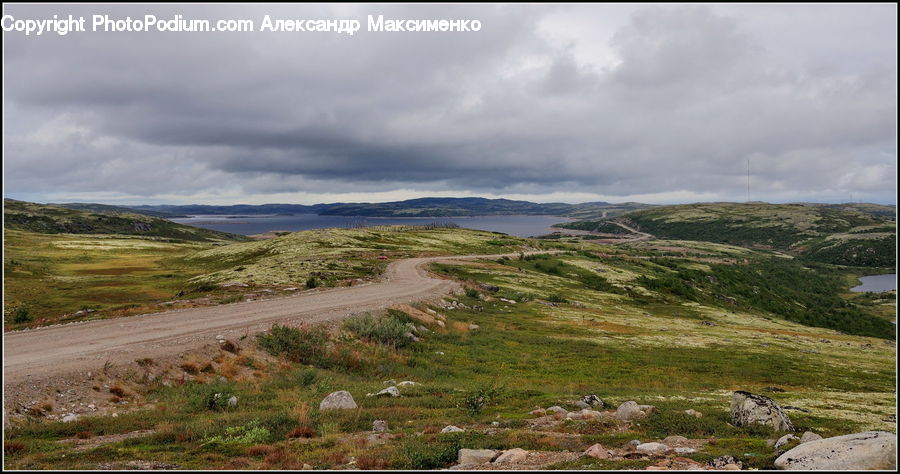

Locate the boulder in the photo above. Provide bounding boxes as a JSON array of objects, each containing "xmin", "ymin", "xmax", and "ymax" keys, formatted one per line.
[
  {"xmin": 319, "ymin": 391, "xmax": 357, "ymax": 410},
  {"xmin": 584, "ymin": 443, "xmax": 611, "ymax": 460},
  {"xmin": 675, "ymin": 447, "xmax": 696, "ymax": 455},
  {"xmin": 708, "ymin": 456, "xmax": 742, "ymax": 470},
  {"xmin": 774, "ymin": 431, "xmax": 896, "ymax": 470},
  {"xmin": 799, "ymin": 431, "xmax": 822, "ymax": 444},
  {"xmin": 61, "ymin": 413, "xmax": 79, "ymax": 423},
  {"xmin": 398, "ymin": 381, "xmax": 418, "ymax": 387},
  {"xmin": 775, "ymin": 434, "xmax": 799, "ymax": 449},
  {"xmin": 441, "ymin": 425, "xmax": 465, "ymax": 433},
  {"xmin": 227, "ymin": 396, "xmax": 238, "ymax": 407},
  {"xmin": 685, "ymin": 409, "xmax": 703, "ymax": 418},
  {"xmin": 636, "ymin": 442, "xmax": 670, "ymax": 455},
  {"xmin": 372, "ymin": 420, "xmax": 388, "ymax": 432},
  {"xmin": 377, "ymin": 386, "xmax": 401, "ymax": 397},
  {"xmin": 458, "ymin": 448, "xmax": 497, "ymax": 465},
  {"xmin": 546, "ymin": 406, "xmax": 568, "ymax": 416},
  {"xmin": 574, "ymin": 400, "xmax": 591, "ymax": 410},
  {"xmin": 582, "ymin": 394, "xmax": 605, "ymax": 408},
  {"xmin": 730, "ymin": 391, "xmax": 793, "ymax": 432},
  {"xmin": 493, "ymin": 448, "xmax": 528, "ymax": 464},
  {"xmin": 616, "ymin": 401, "xmax": 654, "ymax": 421}
]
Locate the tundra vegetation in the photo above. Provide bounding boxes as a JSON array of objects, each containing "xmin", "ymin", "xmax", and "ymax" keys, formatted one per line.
[{"xmin": 2, "ymin": 200, "xmax": 896, "ymax": 470}]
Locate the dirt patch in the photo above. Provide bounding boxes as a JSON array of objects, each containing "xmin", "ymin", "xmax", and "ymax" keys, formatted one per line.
[{"xmin": 59, "ymin": 430, "xmax": 155, "ymax": 451}]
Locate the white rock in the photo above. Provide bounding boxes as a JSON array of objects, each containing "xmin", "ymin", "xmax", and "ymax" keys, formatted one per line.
[
  {"xmin": 227, "ymin": 396, "xmax": 238, "ymax": 407},
  {"xmin": 441, "ymin": 425, "xmax": 465, "ymax": 433},
  {"xmin": 616, "ymin": 400, "xmax": 654, "ymax": 421},
  {"xmin": 731, "ymin": 390, "xmax": 793, "ymax": 432},
  {"xmin": 636, "ymin": 442, "xmax": 670, "ymax": 455},
  {"xmin": 377, "ymin": 386, "xmax": 401, "ymax": 397},
  {"xmin": 774, "ymin": 431, "xmax": 896, "ymax": 470},
  {"xmin": 458, "ymin": 448, "xmax": 497, "ymax": 465},
  {"xmin": 398, "ymin": 381, "xmax": 418, "ymax": 387},
  {"xmin": 775, "ymin": 434, "xmax": 799, "ymax": 449},
  {"xmin": 61, "ymin": 413, "xmax": 79, "ymax": 423},
  {"xmin": 319, "ymin": 391, "xmax": 358, "ymax": 410},
  {"xmin": 493, "ymin": 448, "xmax": 528, "ymax": 464},
  {"xmin": 372, "ymin": 420, "xmax": 388, "ymax": 432},
  {"xmin": 675, "ymin": 447, "xmax": 696, "ymax": 455},
  {"xmin": 800, "ymin": 431, "xmax": 823, "ymax": 444}
]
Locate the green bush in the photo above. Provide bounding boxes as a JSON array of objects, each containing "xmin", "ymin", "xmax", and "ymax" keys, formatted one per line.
[
  {"xmin": 12, "ymin": 306, "xmax": 31, "ymax": 324},
  {"xmin": 201, "ymin": 420, "xmax": 271, "ymax": 447},
  {"xmin": 256, "ymin": 324, "xmax": 329, "ymax": 365},
  {"xmin": 459, "ymin": 383, "xmax": 504, "ymax": 416},
  {"xmin": 343, "ymin": 313, "xmax": 411, "ymax": 348},
  {"xmin": 465, "ymin": 288, "xmax": 480, "ymax": 299},
  {"xmin": 395, "ymin": 437, "xmax": 460, "ymax": 470},
  {"xmin": 306, "ymin": 277, "xmax": 318, "ymax": 288}
]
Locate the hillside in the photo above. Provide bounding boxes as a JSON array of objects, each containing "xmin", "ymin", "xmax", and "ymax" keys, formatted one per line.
[
  {"xmin": 562, "ymin": 202, "xmax": 896, "ymax": 267},
  {"xmin": 4, "ymin": 199, "xmax": 250, "ymax": 243},
  {"xmin": 125, "ymin": 198, "xmax": 655, "ymax": 218}
]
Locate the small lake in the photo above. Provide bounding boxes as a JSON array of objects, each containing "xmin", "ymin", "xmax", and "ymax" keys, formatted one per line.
[
  {"xmin": 850, "ymin": 274, "xmax": 897, "ymax": 293},
  {"xmin": 170, "ymin": 214, "xmax": 572, "ymax": 238}
]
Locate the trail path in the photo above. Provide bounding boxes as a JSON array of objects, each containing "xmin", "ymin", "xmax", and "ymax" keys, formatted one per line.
[{"xmin": 3, "ymin": 252, "xmax": 538, "ymax": 388}]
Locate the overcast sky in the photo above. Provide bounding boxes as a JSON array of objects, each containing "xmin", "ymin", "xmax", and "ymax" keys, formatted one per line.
[{"xmin": 3, "ymin": 3, "xmax": 897, "ymax": 205}]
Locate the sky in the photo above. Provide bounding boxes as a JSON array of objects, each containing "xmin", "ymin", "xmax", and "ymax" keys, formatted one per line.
[{"xmin": 3, "ymin": 3, "xmax": 897, "ymax": 205}]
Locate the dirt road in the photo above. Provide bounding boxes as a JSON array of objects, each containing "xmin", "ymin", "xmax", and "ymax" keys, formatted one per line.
[{"xmin": 3, "ymin": 253, "xmax": 523, "ymax": 388}]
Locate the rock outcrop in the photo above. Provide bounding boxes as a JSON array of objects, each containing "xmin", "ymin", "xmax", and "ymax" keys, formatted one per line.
[
  {"xmin": 774, "ymin": 431, "xmax": 896, "ymax": 470},
  {"xmin": 730, "ymin": 391, "xmax": 793, "ymax": 431},
  {"xmin": 616, "ymin": 401, "xmax": 655, "ymax": 421},
  {"xmin": 319, "ymin": 391, "xmax": 357, "ymax": 410}
]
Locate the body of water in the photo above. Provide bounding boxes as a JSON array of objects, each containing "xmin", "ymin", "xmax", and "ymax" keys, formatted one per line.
[
  {"xmin": 170, "ymin": 214, "xmax": 572, "ymax": 238},
  {"xmin": 850, "ymin": 274, "xmax": 896, "ymax": 293}
]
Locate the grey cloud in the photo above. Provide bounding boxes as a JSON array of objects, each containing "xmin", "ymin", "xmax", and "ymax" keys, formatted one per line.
[{"xmin": 2, "ymin": 3, "xmax": 896, "ymax": 204}]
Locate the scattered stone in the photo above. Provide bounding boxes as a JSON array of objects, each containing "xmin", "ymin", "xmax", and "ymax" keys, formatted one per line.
[
  {"xmin": 799, "ymin": 431, "xmax": 822, "ymax": 444},
  {"xmin": 398, "ymin": 381, "xmax": 418, "ymax": 387},
  {"xmin": 436, "ymin": 320, "xmax": 446, "ymax": 328},
  {"xmin": 574, "ymin": 401, "xmax": 591, "ymax": 410},
  {"xmin": 636, "ymin": 443, "xmax": 670, "ymax": 455},
  {"xmin": 774, "ymin": 434, "xmax": 799, "ymax": 449},
  {"xmin": 700, "ymin": 320, "xmax": 716, "ymax": 326},
  {"xmin": 882, "ymin": 415, "xmax": 896, "ymax": 423},
  {"xmin": 566, "ymin": 409, "xmax": 604, "ymax": 420},
  {"xmin": 546, "ymin": 406, "xmax": 568, "ymax": 416},
  {"xmin": 708, "ymin": 456, "xmax": 743, "ymax": 470},
  {"xmin": 319, "ymin": 391, "xmax": 358, "ymax": 410},
  {"xmin": 372, "ymin": 420, "xmax": 388, "ymax": 432},
  {"xmin": 774, "ymin": 431, "xmax": 896, "ymax": 470},
  {"xmin": 674, "ymin": 447, "xmax": 696, "ymax": 455},
  {"xmin": 377, "ymin": 386, "xmax": 401, "ymax": 397},
  {"xmin": 529, "ymin": 408, "xmax": 547, "ymax": 416},
  {"xmin": 468, "ymin": 324, "xmax": 480, "ymax": 331},
  {"xmin": 685, "ymin": 409, "xmax": 703, "ymax": 418},
  {"xmin": 478, "ymin": 283, "xmax": 500, "ymax": 293},
  {"xmin": 441, "ymin": 425, "xmax": 465, "ymax": 433},
  {"xmin": 730, "ymin": 391, "xmax": 794, "ymax": 432},
  {"xmin": 616, "ymin": 401, "xmax": 655, "ymax": 421},
  {"xmin": 458, "ymin": 448, "xmax": 497, "ymax": 465},
  {"xmin": 582, "ymin": 394, "xmax": 604, "ymax": 408},
  {"xmin": 227, "ymin": 396, "xmax": 238, "ymax": 407},
  {"xmin": 61, "ymin": 413, "xmax": 79, "ymax": 423},
  {"xmin": 584, "ymin": 443, "xmax": 611, "ymax": 460},
  {"xmin": 215, "ymin": 334, "xmax": 225, "ymax": 341},
  {"xmin": 493, "ymin": 448, "xmax": 528, "ymax": 464},
  {"xmin": 628, "ymin": 440, "xmax": 643, "ymax": 449}
]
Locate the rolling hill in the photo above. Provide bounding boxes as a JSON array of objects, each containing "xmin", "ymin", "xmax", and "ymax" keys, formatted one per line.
[{"xmin": 4, "ymin": 199, "xmax": 250, "ymax": 243}]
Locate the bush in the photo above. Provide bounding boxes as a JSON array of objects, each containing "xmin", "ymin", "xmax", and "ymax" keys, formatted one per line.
[
  {"xmin": 547, "ymin": 293, "xmax": 568, "ymax": 303},
  {"xmin": 343, "ymin": 313, "xmax": 411, "ymax": 348},
  {"xmin": 12, "ymin": 306, "xmax": 31, "ymax": 324},
  {"xmin": 201, "ymin": 420, "xmax": 271, "ymax": 447},
  {"xmin": 459, "ymin": 383, "xmax": 504, "ymax": 416},
  {"xmin": 465, "ymin": 288, "xmax": 480, "ymax": 299},
  {"xmin": 256, "ymin": 324, "xmax": 329, "ymax": 366},
  {"xmin": 395, "ymin": 438, "xmax": 460, "ymax": 470},
  {"xmin": 306, "ymin": 277, "xmax": 318, "ymax": 289}
]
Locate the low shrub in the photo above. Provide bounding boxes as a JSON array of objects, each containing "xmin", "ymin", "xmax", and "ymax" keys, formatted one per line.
[{"xmin": 343, "ymin": 313, "xmax": 411, "ymax": 348}]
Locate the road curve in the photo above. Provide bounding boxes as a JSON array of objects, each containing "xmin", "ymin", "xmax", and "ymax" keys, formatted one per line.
[{"xmin": 2, "ymin": 253, "xmax": 527, "ymax": 387}]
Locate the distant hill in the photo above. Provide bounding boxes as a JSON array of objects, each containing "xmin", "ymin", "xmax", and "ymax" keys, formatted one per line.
[
  {"xmin": 4, "ymin": 199, "xmax": 250, "ymax": 243},
  {"xmin": 124, "ymin": 198, "xmax": 654, "ymax": 218},
  {"xmin": 568, "ymin": 202, "xmax": 896, "ymax": 267},
  {"xmin": 54, "ymin": 202, "xmax": 187, "ymax": 218}
]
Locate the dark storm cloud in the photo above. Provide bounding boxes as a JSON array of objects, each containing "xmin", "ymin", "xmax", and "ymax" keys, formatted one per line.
[{"xmin": 2, "ymin": 3, "xmax": 896, "ymax": 204}]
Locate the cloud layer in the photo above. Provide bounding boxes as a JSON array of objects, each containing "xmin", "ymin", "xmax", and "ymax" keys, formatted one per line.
[{"xmin": 3, "ymin": 4, "xmax": 896, "ymax": 204}]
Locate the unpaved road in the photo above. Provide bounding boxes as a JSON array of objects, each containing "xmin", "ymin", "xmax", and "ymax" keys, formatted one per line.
[{"xmin": 3, "ymin": 253, "xmax": 527, "ymax": 388}]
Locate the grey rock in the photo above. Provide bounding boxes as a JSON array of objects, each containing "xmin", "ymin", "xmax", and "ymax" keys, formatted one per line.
[
  {"xmin": 581, "ymin": 394, "xmax": 605, "ymax": 408},
  {"xmin": 493, "ymin": 448, "xmax": 528, "ymax": 464},
  {"xmin": 61, "ymin": 413, "xmax": 79, "ymax": 423},
  {"xmin": 685, "ymin": 409, "xmax": 703, "ymax": 418},
  {"xmin": 774, "ymin": 431, "xmax": 896, "ymax": 470},
  {"xmin": 458, "ymin": 448, "xmax": 497, "ymax": 465},
  {"xmin": 775, "ymin": 434, "xmax": 799, "ymax": 449},
  {"xmin": 441, "ymin": 425, "xmax": 465, "ymax": 433},
  {"xmin": 319, "ymin": 391, "xmax": 358, "ymax": 410},
  {"xmin": 708, "ymin": 456, "xmax": 742, "ymax": 469},
  {"xmin": 730, "ymin": 391, "xmax": 793, "ymax": 432},
  {"xmin": 636, "ymin": 442, "xmax": 670, "ymax": 455},
  {"xmin": 372, "ymin": 420, "xmax": 388, "ymax": 432},
  {"xmin": 800, "ymin": 431, "xmax": 822, "ymax": 444},
  {"xmin": 546, "ymin": 405, "xmax": 568, "ymax": 415},
  {"xmin": 574, "ymin": 400, "xmax": 591, "ymax": 410},
  {"xmin": 675, "ymin": 447, "xmax": 696, "ymax": 455},
  {"xmin": 616, "ymin": 400, "xmax": 655, "ymax": 421},
  {"xmin": 584, "ymin": 443, "xmax": 611, "ymax": 459},
  {"xmin": 377, "ymin": 386, "xmax": 401, "ymax": 397},
  {"xmin": 227, "ymin": 396, "xmax": 238, "ymax": 407}
]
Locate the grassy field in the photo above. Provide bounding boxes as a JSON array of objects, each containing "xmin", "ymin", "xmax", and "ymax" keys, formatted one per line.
[
  {"xmin": 2, "ymin": 226, "xmax": 543, "ymax": 329},
  {"xmin": 3, "ymin": 233, "xmax": 895, "ymax": 470},
  {"xmin": 560, "ymin": 202, "xmax": 896, "ymax": 267}
]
